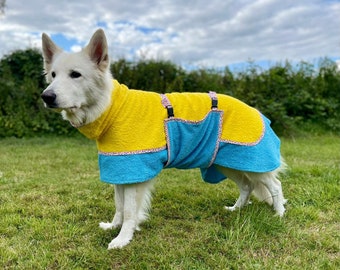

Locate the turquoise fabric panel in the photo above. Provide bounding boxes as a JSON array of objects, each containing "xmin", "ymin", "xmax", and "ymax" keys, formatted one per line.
[
  {"xmin": 164, "ymin": 111, "xmax": 222, "ymax": 169},
  {"xmin": 98, "ymin": 150, "xmax": 167, "ymax": 184}
]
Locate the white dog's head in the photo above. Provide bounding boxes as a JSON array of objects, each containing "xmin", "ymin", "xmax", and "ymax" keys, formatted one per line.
[{"xmin": 41, "ymin": 29, "xmax": 113, "ymax": 126}]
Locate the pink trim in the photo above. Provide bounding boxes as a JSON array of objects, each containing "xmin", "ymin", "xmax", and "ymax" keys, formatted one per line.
[
  {"xmin": 209, "ymin": 91, "xmax": 217, "ymax": 100},
  {"xmin": 99, "ymin": 146, "xmax": 167, "ymax": 156},
  {"xmin": 209, "ymin": 91, "xmax": 218, "ymax": 110},
  {"xmin": 208, "ymin": 111, "xmax": 223, "ymax": 167},
  {"xmin": 161, "ymin": 94, "xmax": 172, "ymax": 108},
  {"xmin": 163, "ymin": 109, "xmax": 223, "ymax": 125},
  {"xmin": 164, "ymin": 110, "xmax": 224, "ymax": 167},
  {"xmin": 164, "ymin": 122, "xmax": 171, "ymax": 167}
]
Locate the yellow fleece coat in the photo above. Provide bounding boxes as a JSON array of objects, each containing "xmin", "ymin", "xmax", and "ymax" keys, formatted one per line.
[{"xmin": 77, "ymin": 80, "xmax": 281, "ymax": 184}]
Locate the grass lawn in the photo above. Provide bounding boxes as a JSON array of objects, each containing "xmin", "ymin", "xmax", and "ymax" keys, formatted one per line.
[{"xmin": 0, "ymin": 133, "xmax": 339, "ymax": 269}]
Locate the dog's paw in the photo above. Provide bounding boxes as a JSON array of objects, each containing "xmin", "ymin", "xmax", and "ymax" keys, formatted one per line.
[
  {"xmin": 224, "ymin": 206, "xmax": 237, "ymax": 212},
  {"xmin": 99, "ymin": 222, "xmax": 115, "ymax": 230},
  {"xmin": 108, "ymin": 237, "xmax": 131, "ymax": 249},
  {"xmin": 224, "ymin": 201, "xmax": 252, "ymax": 212},
  {"xmin": 274, "ymin": 212, "xmax": 285, "ymax": 218},
  {"xmin": 274, "ymin": 208, "xmax": 285, "ymax": 218},
  {"xmin": 99, "ymin": 219, "xmax": 123, "ymax": 230}
]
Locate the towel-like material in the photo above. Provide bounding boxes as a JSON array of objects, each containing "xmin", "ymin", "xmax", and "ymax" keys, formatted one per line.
[{"xmin": 78, "ymin": 80, "xmax": 281, "ymax": 184}]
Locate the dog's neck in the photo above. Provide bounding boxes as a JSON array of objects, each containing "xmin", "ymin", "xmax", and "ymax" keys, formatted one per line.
[{"xmin": 62, "ymin": 78, "xmax": 114, "ymax": 128}]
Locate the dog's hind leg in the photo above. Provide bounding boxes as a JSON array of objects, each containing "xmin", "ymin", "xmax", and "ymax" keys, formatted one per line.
[
  {"xmin": 216, "ymin": 166, "xmax": 254, "ymax": 212},
  {"xmin": 108, "ymin": 184, "xmax": 139, "ymax": 249},
  {"xmin": 247, "ymin": 170, "xmax": 286, "ymax": 217},
  {"xmin": 99, "ymin": 184, "xmax": 124, "ymax": 230}
]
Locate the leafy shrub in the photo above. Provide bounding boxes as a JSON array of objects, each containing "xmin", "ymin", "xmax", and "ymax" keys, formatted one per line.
[
  {"xmin": 0, "ymin": 49, "xmax": 75, "ymax": 137},
  {"xmin": 0, "ymin": 49, "xmax": 339, "ymax": 137}
]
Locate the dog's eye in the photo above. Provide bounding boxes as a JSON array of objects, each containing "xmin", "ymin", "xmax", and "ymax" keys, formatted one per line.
[
  {"xmin": 70, "ymin": 71, "xmax": 82, "ymax": 79},
  {"xmin": 51, "ymin": 71, "xmax": 56, "ymax": 78}
]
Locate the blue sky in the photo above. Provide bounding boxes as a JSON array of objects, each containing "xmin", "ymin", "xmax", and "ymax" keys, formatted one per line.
[{"xmin": 0, "ymin": 0, "xmax": 339, "ymax": 70}]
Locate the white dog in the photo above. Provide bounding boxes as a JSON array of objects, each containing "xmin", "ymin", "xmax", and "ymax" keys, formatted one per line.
[{"xmin": 41, "ymin": 29, "xmax": 286, "ymax": 249}]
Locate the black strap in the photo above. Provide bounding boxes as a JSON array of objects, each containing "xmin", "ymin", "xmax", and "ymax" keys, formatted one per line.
[
  {"xmin": 161, "ymin": 94, "xmax": 175, "ymax": 118},
  {"xmin": 211, "ymin": 99, "xmax": 218, "ymax": 109},
  {"xmin": 209, "ymin": 91, "xmax": 218, "ymax": 109},
  {"xmin": 166, "ymin": 106, "xmax": 174, "ymax": 118},
  {"xmin": 161, "ymin": 92, "xmax": 218, "ymax": 119}
]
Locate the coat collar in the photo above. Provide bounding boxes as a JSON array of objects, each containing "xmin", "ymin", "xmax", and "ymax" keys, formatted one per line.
[{"xmin": 77, "ymin": 80, "xmax": 128, "ymax": 140}]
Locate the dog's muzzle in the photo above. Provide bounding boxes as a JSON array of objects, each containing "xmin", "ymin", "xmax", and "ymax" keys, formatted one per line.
[{"xmin": 41, "ymin": 89, "xmax": 57, "ymax": 108}]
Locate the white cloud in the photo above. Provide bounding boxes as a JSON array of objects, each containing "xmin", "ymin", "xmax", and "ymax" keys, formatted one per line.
[
  {"xmin": 0, "ymin": 0, "xmax": 339, "ymax": 67},
  {"xmin": 70, "ymin": 45, "xmax": 82, "ymax": 53},
  {"xmin": 336, "ymin": 60, "xmax": 340, "ymax": 70}
]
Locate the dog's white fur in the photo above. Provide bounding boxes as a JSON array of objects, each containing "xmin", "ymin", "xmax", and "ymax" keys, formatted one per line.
[{"xmin": 41, "ymin": 29, "xmax": 287, "ymax": 249}]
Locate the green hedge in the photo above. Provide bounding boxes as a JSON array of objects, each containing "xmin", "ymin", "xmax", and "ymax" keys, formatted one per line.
[
  {"xmin": 0, "ymin": 49, "xmax": 75, "ymax": 137},
  {"xmin": 0, "ymin": 49, "xmax": 339, "ymax": 137}
]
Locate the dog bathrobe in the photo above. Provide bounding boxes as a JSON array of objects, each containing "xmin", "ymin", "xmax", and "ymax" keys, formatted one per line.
[{"xmin": 77, "ymin": 80, "xmax": 281, "ymax": 184}]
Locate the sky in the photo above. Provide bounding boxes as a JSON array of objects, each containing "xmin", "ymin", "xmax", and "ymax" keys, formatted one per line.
[{"xmin": 0, "ymin": 0, "xmax": 339, "ymax": 70}]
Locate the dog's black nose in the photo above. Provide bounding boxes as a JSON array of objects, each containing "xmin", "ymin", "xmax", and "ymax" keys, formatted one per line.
[{"xmin": 41, "ymin": 90, "xmax": 57, "ymax": 105}]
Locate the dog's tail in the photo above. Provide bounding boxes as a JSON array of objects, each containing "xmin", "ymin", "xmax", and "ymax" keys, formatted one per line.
[
  {"xmin": 252, "ymin": 159, "xmax": 287, "ymax": 205},
  {"xmin": 252, "ymin": 182, "xmax": 273, "ymax": 205}
]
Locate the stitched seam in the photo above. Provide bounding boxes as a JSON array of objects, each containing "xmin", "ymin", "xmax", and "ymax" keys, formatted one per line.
[{"xmin": 99, "ymin": 146, "xmax": 166, "ymax": 156}]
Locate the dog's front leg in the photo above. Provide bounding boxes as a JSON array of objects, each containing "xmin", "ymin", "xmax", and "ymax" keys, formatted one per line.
[
  {"xmin": 108, "ymin": 184, "xmax": 138, "ymax": 249},
  {"xmin": 99, "ymin": 184, "xmax": 124, "ymax": 230}
]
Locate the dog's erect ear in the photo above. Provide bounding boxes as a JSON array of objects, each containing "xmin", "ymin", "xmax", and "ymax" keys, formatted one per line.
[
  {"xmin": 42, "ymin": 33, "xmax": 62, "ymax": 72},
  {"xmin": 85, "ymin": 29, "xmax": 109, "ymax": 71}
]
